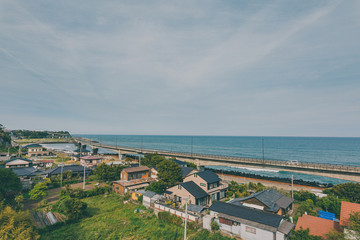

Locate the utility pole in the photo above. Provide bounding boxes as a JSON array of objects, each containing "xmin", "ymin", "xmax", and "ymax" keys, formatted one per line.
[
  {"xmin": 291, "ymin": 174, "xmax": 294, "ymax": 199},
  {"xmin": 60, "ymin": 158, "xmax": 64, "ymax": 187},
  {"xmin": 190, "ymin": 137, "xmax": 193, "ymax": 157},
  {"xmin": 184, "ymin": 197, "xmax": 189, "ymax": 240},
  {"xmin": 262, "ymin": 137, "xmax": 265, "ymax": 164}
]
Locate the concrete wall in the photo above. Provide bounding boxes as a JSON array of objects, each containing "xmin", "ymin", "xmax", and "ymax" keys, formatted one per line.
[{"xmin": 154, "ymin": 202, "xmax": 198, "ymax": 222}]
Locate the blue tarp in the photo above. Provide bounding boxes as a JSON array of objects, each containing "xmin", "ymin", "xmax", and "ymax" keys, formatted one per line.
[{"xmin": 318, "ymin": 210, "xmax": 336, "ymax": 221}]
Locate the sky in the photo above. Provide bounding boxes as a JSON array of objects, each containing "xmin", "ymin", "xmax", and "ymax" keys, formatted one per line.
[{"xmin": 1, "ymin": 0, "xmax": 360, "ymax": 137}]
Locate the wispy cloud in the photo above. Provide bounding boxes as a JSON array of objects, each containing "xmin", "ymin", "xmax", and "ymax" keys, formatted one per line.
[{"xmin": 0, "ymin": 0, "xmax": 359, "ymax": 136}]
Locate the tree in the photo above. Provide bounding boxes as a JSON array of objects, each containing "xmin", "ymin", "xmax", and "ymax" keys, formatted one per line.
[
  {"xmin": 297, "ymin": 199, "xmax": 316, "ymax": 216},
  {"xmin": 146, "ymin": 181, "xmax": 167, "ymax": 194},
  {"xmin": 210, "ymin": 219, "xmax": 219, "ymax": 232},
  {"xmin": 290, "ymin": 228, "xmax": 322, "ymax": 240},
  {"xmin": 54, "ymin": 197, "xmax": 87, "ymax": 220},
  {"xmin": 156, "ymin": 159, "xmax": 182, "ymax": 187},
  {"xmin": 326, "ymin": 230, "xmax": 345, "ymax": 240},
  {"xmin": 64, "ymin": 170, "xmax": 73, "ymax": 180},
  {"xmin": 349, "ymin": 211, "xmax": 360, "ymax": 237},
  {"xmin": 29, "ymin": 182, "xmax": 48, "ymax": 200},
  {"xmin": 317, "ymin": 196, "xmax": 342, "ymax": 218},
  {"xmin": 93, "ymin": 163, "xmax": 124, "ymax": 182},
  {"xmin": 0, "ymin": 169, "xmax": 22, "ymax": 201},
  {"xmin": 294, "ymin": 190, "xmax": 317, "ymax": 203},
  {"xmin": 0, "ymin": 205, "xmax": 40, "ymax": 240},
  {"xmin": 141, "ymin": 154, "xmax": 167, "ymax": 168},
  {"xmin": 324, "ymin": 183, "xmax": 360, "ymax": 203}
]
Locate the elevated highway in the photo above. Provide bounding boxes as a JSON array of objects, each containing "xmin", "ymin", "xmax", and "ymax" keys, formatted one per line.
[{"xmin": 74, "ymin": 137, "xmax": 360, "ymax": 182}]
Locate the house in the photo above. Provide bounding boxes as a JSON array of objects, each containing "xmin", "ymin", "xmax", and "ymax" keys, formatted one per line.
[
  {"xmin": 11, "ymin": 167, "xmax": 46, "ymax": 189},
  {"xmin": 112, "ymin": 166, "xmax": 154, "ymax": 195},
  {"xmin": 4, "ymin": 157, "xmax": 33, "ymax": 168},
  {"xmin": 142, "ymin": 190, "xmax": 163, "ymax": 208},
  {"xmin": 112, "ymin": 178, "xmax": 155, "ymax": 195},
  {"xmin": 340, "ymin": 201, "xmax": 360, "ymax": 240},
  {"xmin": 165, "ymin": 181, "xmax": 210, "ymax": 206},
  {"xmin": 206, "ymin": 201, "xmax": 294, "ymax": 240},
  {"xmin": 173, "ymin": 159, "xmax": 188, "ymax": 167},
  {"xmin": 80, "ymin": 155, "xmax": 102, "ymax": 167},
  {"xmin": 180, "ymin": 167, "xmax": 197, "ymax": 178},
  {"xmin": 73, "ymin": 148, "xmax": 91, "ymax": 156},
  {"xmin": 184, "ymin": 171, "xmax": 228, "ymax": 202},
  {"xmin": 121, "ymin": 166, "xmax": 151, "ymax": 181},
  {"xmin": 165, "ymin": 171, "xmax": 227, "ymax": 206},
  {"xmin": 46, "ymin": 164, "xmax": 92, "ymax": 178},
  {"xmin": 295, "ymin": 214, "xmax": 340, "ymax": 239},
  {"xmin": 25, "ymin": 144, "xmax": 51, "ymax": 157},
  {"xmin": 229, "ymin": 188, "xmax": 293, "ymax": 215}
]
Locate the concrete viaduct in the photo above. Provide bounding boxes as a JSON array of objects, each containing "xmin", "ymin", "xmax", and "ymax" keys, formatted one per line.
[{"xmin": 74, "ymin": 137, "xmax": 360, "ymax": 182}]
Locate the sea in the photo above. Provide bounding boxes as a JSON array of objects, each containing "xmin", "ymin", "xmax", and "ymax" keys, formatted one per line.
[{"xmin": 43, "ymin": 135, "xmax": 360, "ymax": 185}]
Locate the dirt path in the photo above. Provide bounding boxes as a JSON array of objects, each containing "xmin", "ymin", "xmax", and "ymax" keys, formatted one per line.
[{"xmin": 219, "ymin": 173, "xmax": 324, "ymax": 192}]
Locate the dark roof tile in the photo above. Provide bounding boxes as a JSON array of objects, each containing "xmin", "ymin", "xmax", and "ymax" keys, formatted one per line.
[
  {"xmin": 209, "ymin": 201, "xmax": 284, "ymax": 228},
  {"xmin": 196, "ymin": 171, "xmax": 221, "ymax": 183},
  {"xmin": 181, "ymin": 181, "xmax": 208, "ymax": 199}
]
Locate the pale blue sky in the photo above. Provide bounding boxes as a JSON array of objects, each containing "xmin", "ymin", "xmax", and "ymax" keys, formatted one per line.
[{"xmin": 1, "ymin": 0, "xmax": 359, "ymax": 136}]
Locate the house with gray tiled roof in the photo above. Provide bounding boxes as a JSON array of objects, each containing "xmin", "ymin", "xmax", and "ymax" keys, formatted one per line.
[
  {"xmin": 229, "ymin": 188, "xmax": 293, "ymax": 215},
  {"xmin": 164, "ymin": 170, "xmax": 228, "ymax": 206},
  {"xmin": 205, "ymin": 201, "xmax": 294, "ymax": 240},
  {"xmin": 45, "ymin": 164, "xmax": 92, "ymax": 177},
  {"xmin": 11, "ymin": 167, "xmax": 46, "ymax": 189},
  {"xmin": 4, "ymin": 157, "xmax": 33, "ymax": 168}
]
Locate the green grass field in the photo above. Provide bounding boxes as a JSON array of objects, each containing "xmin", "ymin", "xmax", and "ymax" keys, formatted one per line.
[{"xmin": 39, "ymin": 194, "xmax": 234, "ymax": 240}]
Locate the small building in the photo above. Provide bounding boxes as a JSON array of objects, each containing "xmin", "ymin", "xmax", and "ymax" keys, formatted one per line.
[
  {"xmin": 229, "ymin": 188, "xmax": 293, "ymax": 215},
  {"xmin": 206, "ymin": 201, "xmax": 294, "ymax": 240},
  {"xmin": 142, "ymin": 190, "xmax": 163, "ymax": 208},
  {"xmin": 11, "ymin": 167, "xmax": 46, "ymax": 189},
  {"xmin": 295, "ymin": 214, "xmax": 340, "ymax": 239},
  {"xmin": 121, "ymin": 166, "xmax": 151, "ymax": 181},
  {"xmin": 112, "ymin": 177, "xmax": 155, "ymax": 195},
  {"xmin": 184, "ymin": 171, "xmax": 228, "ymax": 203},
  {"xmin": 112, "ymin": 166, "xmax": 154, "ymax": 195},
  {"xmin": 25, "ymin": 144, "xmax": 51, "ymax": 157},
  {"xmin": 45, "ymin": 164, "xmax": 92, "ymax": 178},
  {"xmin": 80, "ymin": 155, "xmax": 102, "ymax": 167},
  {"xmin": 340, "ymin": 201, "xmax": 360, "ymax": 240},
  {"xmin": 4, "ymin": 157, "xmax": 33, "ymax": 168},
  {"xmin": 173, "ymin": 159, "xmax": 188, "ymax": 167}
]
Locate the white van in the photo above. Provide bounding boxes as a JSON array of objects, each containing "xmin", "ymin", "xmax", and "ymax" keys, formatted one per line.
[{"xmin": 287, "ymin": 160, "xmax": 299, "ymax": 165}]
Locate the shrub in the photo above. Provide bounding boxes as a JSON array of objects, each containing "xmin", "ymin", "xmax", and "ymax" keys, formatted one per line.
[
  {"xmin": 158, "ymin": 212, "xmax": 182, "ymax": 225},
  {"xmin": 53, "ymin": 197, "xmax": 87, "ymax": 220},
  {"xmin": 211, "ymin": 219, "xmax": 219, "ymax": 231}
]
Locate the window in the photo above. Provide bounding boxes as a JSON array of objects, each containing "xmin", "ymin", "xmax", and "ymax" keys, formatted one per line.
[
  {"xmin": 219, "ymin": 217, "xmax": 232, "ymax": 226},
  {"xmin": 211, "ymin": 193, "xmax": 217, "ymax": 201},
  {"xmin": 245, "ymin": 226, "xmax": 256, "ymax": 234},
  {"xmin": 200, "ymin": 183, "xmax": 206, "ymax": 187},
  {"xmin": 220, "ymin": 190, "xmax": 225, "ymax": 199}
]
